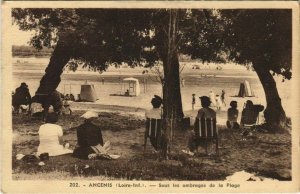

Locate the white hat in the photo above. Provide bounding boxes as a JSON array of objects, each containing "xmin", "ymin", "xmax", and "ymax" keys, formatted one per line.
[
  {"xmin": 16, "ymin": 154, "xmax": 25, "ymax": 160},
  {"xmin": 81, "ymin": 111, "xmax": 98, "ymax": 119}
]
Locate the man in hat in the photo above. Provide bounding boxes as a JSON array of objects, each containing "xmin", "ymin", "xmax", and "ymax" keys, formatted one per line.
[
  {"xmin": 12, "ymin": 82, "xmax": 31, "ymax": 113},
  {"xmin": 73, "ymin": 111, "xmax": 105, "ymax": 159}
]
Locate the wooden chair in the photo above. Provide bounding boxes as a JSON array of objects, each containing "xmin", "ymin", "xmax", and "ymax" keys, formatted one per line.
[
  {"xmin": 194, "ymin": 117, "xmax": 219, "ymax": 155},
  {"xmin": 144, "ymin": 118, "xmax": 163, "ymax": 152},
  {"xmin": 240, "ymin": 109, "xmax": 260, "ymax": 135}
]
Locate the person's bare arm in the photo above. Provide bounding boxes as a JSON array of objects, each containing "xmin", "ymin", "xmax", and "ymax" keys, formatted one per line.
[{"xmin": 58, "ymin": 136, "xmax": 64, "ymax": 145}]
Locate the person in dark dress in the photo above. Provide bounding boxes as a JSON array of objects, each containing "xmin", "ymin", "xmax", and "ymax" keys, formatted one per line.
[
  {"xmin": 12, "ymin": 82, "xmax": 31, "ymax": 113},
  {"xmin": 73, "ymin": 111, "xmax": 104, "ymax": 159},
  {"xmin": 240, "ymin": 100, "xmax": 264, "ymax": 127},
  {"xmin": 42, "ymin": 90, "xmax": 64, "ymax": 115}
]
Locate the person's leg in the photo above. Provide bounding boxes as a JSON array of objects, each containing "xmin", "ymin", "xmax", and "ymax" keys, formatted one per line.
[
  {"xmin": 103, "ymin": 141, "xmax": 111, "ymax": 152},
  {"xmin": 187, "ymin": 130, "xmax": 197, "ymax": 152},
  {"xmin": 226, "ymin": 121, "xmax": 232, "ymax": 129}
]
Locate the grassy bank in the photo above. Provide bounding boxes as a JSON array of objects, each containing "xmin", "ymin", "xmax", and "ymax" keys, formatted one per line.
[{"xmin": 12, "ymin": 111, "xmax": 291, "ymax": 180}]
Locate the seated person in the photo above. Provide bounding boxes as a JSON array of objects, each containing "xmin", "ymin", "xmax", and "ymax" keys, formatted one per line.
[
  {"xmin": 12, "ymin": 82, "xmax": 31, "ymax": 113},
  {"xmin": 37, "ymin": 113, "xmax": 73, "ymax": 156},
  {"xmin": 185, "ymin": 96, "xmax": 216, "ymax": 156},
  {"xmin": 62, "ymin": 100, "xmax": 72, "ymax": 115},
  {"xmin": 19, "ymin": 104, "xmax": 30, "ymax": 113},
  {"xmin": 30, "ymin": 102, "xmax": 44, "ymax": 116},
  {"xmin": 42, "ymin": 90, "xmax": 64, "ymax": 115},
  {"xmin": 125, "ymin": 89, "xmax": 130, "ymax": 96},
  {"xmin": 145, "ymin": 95, "xmax": 163, "ymax": 150},
  {"xmin": 227, "ymin": 101, "xmax": 240, "ymax": 129},
  {"xmin": 77, "ymin": 94, "xmax": 81, "ymax": 102},
  {"xmin": 73, "ymin": 111, "xmax": 110, "ymax": 159},
  {"xmin": 69, "ymin": 94, "xmax": 75, "ymax": 101},
  {"xmin": 64, "ymin": 94, "xmax": 70, "ymax": 101},
  {"xmin": 240, "ymin": 100, "xmax": 264, "ymax": 127},
  {"xmin": 145, "ymin": 95, "xmax": 162, "ymax": 119}
]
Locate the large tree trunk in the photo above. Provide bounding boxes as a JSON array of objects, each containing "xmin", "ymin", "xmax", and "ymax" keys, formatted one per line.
[
  {"xmin": 159, "ymin": 10, "xmax": 184, "ymax": 159},
  {"xmin": 253, "ymin": 63, "xmax": 287, "ymax": 132},
  {"xmin": 33, "ymin": 41, "xmax": 71, "ymax": 103},
  {"xmin": 162, "ymin": 56, "xmax": 184, "ymax": 120}
]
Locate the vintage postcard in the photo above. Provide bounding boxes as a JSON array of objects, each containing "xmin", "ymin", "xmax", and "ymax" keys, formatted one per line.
[{"xmin": 1, "ymin": 1, "xmax": 299, "ymax": 193}]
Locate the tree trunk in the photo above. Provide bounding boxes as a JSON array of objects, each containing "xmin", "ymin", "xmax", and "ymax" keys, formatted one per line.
[
  {"xmin": 162, "ymin": 56, "xmax": 184, "ymax": 120},
  {"xmin": 33, "ymin": 41, "xmax": 71, "ymax": 102},
  {"xmin": 159, "ymin": 10, "xmax": 184, "ymax": 159},
  {"xmin": 253, "ymin": 63, "xmax": 287, "ymax": 131}
]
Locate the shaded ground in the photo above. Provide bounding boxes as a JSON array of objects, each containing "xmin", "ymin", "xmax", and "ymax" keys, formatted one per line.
[{"xmin": 12, "ymin": 111, "xmax": 291, "ymax": 180}]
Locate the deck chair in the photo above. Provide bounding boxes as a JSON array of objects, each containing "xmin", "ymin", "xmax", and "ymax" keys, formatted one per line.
[
  {"xmin": 240, "ymin": 109, "xmax": 260, "ymax": 135},
  {"xmin": 144, "ymin": 118, "xmax": 163, "ymax": 152},
  {"xmin": 194, "ymin": 117, "xmax": 219, "ymax": 155}
]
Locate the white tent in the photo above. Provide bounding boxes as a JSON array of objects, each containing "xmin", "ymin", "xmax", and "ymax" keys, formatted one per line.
[
  {"xmin": 237, "ymin": 80, "xmax": 255, "ymax": 97},
  {"xmin": 80, "ymin": 84, "xmax": 97, "ymax": 102},
  {"xmin": 123, "ymin": 77, "xmax": 140, "ymax": 96}
]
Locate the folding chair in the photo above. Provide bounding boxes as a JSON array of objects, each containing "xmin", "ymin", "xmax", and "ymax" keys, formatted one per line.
[
  {"xmin": 240, "ymin": 109, "xmax": 260, "ymax": 135},
  {"xmin": 194, "ymin": 117, "xmax": 219, "ymax": 155},
  {"xmin": 144, "ymin": 118, "xmax": 163, "ymax": 152}
]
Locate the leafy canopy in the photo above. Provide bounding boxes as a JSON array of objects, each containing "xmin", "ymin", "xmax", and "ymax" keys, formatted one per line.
[
  {"xmin": 221, "ymin": 9, "xmax": 292, "ymax": 80},
  {"xmin": 12, "ymin": 8, "xmax": 226, "ymax": 72}
]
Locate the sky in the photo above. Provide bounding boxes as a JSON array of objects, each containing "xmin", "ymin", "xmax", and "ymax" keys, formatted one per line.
[{"xmin": 11, "ymin": 24, "xmax": 33, "ymax": 46}]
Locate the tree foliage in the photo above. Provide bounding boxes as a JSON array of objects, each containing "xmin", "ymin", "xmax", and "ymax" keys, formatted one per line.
[
  {"xmin": 221, "ymin": 9, "xmax": 292, "ymax": 80},
  {"xmin": 12, "ymin": 9, "xmax": 226, "ymax": 71}
]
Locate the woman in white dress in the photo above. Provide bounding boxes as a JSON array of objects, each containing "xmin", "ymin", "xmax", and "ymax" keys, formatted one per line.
[
  {"xmin": 37, "ymin": 113, "xmax": 72, "ymax": 156},
  {"xmin": 215, "ymin": 95, "xmax": 222, "ymax": 110},
  {"xmin": 208, "ymin": 91, "xmax": 216, "ymax": 107}
]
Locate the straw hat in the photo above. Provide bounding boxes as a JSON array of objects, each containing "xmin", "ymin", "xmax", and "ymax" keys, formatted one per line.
[{"xmin": 81, "ymin": 111, "xmax": 99, "ymax": 119}]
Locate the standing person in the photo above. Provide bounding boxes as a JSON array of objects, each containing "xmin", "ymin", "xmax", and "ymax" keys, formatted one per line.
[
  {"xmin": 215, "ymin": 95, "xmax": 222, "ymax": 110},
  {"xmin": 181, "ymin": 78, "xmax": 185, "ymax": 87},
  {"xmin": 73, "ymin": 111, "xmax": 109, "ymax": 159},
  {"xmin": 102, "ymin": 78, "xmax": 105, "ymax": 85},
  {"xmin": 12, "ymin": 82, "xmax": 31, "ymax": 113},
  {"xmin": 192, "ymin": 94, "xmax": 196, "ymax": 110},
  {"xmin": 227, "ymin": 101, "xmax": 240, "ymax": 129},
  {"xmin": 221, "ymin": 90, "xmax": 226, "ymax": 106},
  {"xmin": 37, "ymin": 113, "xmax": 73, "ymax": 156},
  {"xmin": 208, "ymin": 91, "xmax": 216, "ymax": 107}
]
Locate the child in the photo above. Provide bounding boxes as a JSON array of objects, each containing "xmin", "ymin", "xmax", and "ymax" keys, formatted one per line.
[
  {"xmin": 227, "ymin": 101, "xmax": 240, "ymax": 129},
  {"xmin": 192, "ymin": 94, "xmax": 196, "ymax": 110}
]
